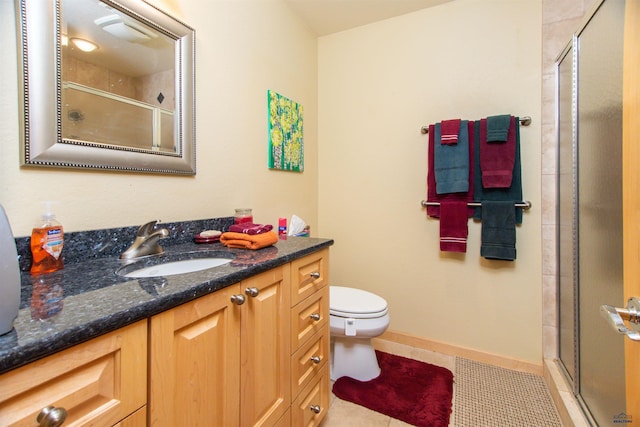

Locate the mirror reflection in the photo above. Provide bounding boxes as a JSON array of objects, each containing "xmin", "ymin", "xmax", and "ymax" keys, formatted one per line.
[{"xmin": 61, "ymin": 0, "xmax": 176, "ymax": 153}]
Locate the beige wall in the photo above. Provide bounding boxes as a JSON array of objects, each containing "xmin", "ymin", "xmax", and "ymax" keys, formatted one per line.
[
  {"xmin": 0, "ymin": 0, "xmax": 318, "ymax": 237},
  {"xmin": 318, "ymin": 0, "xmax": 543, "ymax": 364}
]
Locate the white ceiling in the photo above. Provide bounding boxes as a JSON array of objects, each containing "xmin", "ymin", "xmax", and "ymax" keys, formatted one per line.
[{"xmin": 283, "ymin": 0, "xmax": 452, "ymax": 36}]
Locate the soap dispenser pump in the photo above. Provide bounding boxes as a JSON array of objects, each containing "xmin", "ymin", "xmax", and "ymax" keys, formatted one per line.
[{"xmin": 0, "ymin": 205, "xmax": 20, "ymax": 335}]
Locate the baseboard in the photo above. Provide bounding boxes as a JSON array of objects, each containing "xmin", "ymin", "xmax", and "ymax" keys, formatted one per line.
[{"xmin": 377, "ymin": 329, "xmax": 543, "ymax": 376}]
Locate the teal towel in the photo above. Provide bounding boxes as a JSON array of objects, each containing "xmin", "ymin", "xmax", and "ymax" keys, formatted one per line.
[
  {"xmin": 486, "ymin": 114, "xmax": 511, "ymax": 142},
  {"xmin": 473, "ymin": 118, "xmax": 523, "ymax": 224},
  {"xmin": 434, "ymin": 121, "xmax": 469, "ymax": 194},
  {"xmin": 480, "ymin": 201, "xmax": 516, "ymax": 261}
]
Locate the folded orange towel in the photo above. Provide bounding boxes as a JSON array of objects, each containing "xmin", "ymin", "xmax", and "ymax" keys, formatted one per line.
[{"xmin": 220, "ymin": 231, "xmax": 279, "ymax": 250}]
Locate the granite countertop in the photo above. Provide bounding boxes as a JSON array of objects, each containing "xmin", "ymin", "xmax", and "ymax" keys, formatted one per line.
[{"xmin": 0, "ymin": 237, "xmax": 333, "ymax": 375}]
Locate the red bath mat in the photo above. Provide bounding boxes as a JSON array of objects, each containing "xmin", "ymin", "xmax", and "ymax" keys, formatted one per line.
[{"xmin": 332, "ymin": 350, "xmax": 454, "ymax": 427}]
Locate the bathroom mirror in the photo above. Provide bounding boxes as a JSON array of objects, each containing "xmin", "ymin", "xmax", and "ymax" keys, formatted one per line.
[{"xmin": 16, "ymin": 0, "xmax": 196, "ymax": 174}]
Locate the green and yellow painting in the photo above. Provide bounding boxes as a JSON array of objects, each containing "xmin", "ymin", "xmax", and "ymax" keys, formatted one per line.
[{"xmin": 268, "ymin": 90, "xmax": 303, "ymax": 172}]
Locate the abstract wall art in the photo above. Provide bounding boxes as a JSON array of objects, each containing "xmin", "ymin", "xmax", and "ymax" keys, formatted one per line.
[{"xmin": 268, "ymin": 90, "xmax": 303, "ymax": 172}]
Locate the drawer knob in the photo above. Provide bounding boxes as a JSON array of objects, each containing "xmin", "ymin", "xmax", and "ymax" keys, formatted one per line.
[
  {"xmin": 230, "ymin": 294, "xmax": 246, "ymax": 305},
  {"xmin": 309, "ymin": 271, "xmax": 320, "ymax": 279},
  {"xmin": 309, "ymin": 405, "xmax": 322, "ymax": 414},
  {"xmin": 245, "ymin": 287, "xmax": 260, "ymax": 297},
  {"xmin": 309, "ymin": 313, "xmax": 321, "ymax": 321},
  {"xmin": 310, "ymin": 355, "xmax": 322, "ymax": 364},
  {"xmin": 37, "ymin": 405, "xmax": 67, "ymax": 427}
]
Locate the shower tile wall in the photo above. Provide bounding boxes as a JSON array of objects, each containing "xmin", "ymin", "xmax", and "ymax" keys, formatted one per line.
[{"xmin": 62, "ymin": 56, "xmax": 174, "ymax": 108}]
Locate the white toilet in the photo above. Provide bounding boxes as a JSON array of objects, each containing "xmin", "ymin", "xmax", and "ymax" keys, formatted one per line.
[{"xmin": 329, "ymin": 286, "xmax": 390, "ymax": 381}]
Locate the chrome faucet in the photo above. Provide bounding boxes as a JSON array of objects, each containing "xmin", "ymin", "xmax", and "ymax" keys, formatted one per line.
[{"xmin": 120, "ymin": 220, "xmax": 169, "ymax": 260}]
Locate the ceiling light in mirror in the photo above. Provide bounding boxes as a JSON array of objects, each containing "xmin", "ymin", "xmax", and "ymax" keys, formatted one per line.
[{"xmin": 70, "ymin": 37, "xmax": 98, "ymax": 52}]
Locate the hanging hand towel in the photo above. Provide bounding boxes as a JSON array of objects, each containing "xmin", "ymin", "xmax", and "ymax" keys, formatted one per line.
[
  {"xmin": 473, "ymin": 118, "xmax": 524, "ymax": 224},
  {"xmin": 434, "ymin": 121, "xmax": 470, "ymax": 194},
  {"xmin": 440, "ymin": 119, "xmax": 461, "ymax": 145},
  {"xmin": 439, "ymin": 201, "xmax": 469, "ymax": 253},
  {"xmin": 486, "ymin": 114, "xmax": 511, "ymax": 142},
  {"xmin": 480, "ymin": 201, "xmax": 517, "ymax": 261},
  {"xmin": 480, "ymin": 115, "xmax": 516, "ymax": 188},
  {"xmin": 426, "ymin": 122, "xmax": 475, "ymax": 218}
]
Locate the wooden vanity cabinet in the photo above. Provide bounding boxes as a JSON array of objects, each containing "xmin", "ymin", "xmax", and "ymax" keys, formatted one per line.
[
  {"xmin": 0, "ymin": 247, "xmax": 330, "ymax": 427},
  {"xmin": 149, "ymin": 266, "xmax": 291, "ymax": 427},
  {"xmin": 0, "ymin": 320, "xmax": 147, "ymax": 427},
  {"xmin": 289, "ymin": 249, "xmax": 330, "ymax": 427}
]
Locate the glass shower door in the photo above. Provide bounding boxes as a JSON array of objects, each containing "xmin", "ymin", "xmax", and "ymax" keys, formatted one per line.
[
  {"xmin": 556, "ymin": 0, "xmax": 626, "ymax": 424},
  {"xmin": 576, "ymin": 0, "xmax": 626, "ymax": 423}
]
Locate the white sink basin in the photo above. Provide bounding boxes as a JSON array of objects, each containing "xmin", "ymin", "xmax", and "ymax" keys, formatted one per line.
[{"xmin": 121, "ymin": 257, "xmax": 233, "ymax": 278}]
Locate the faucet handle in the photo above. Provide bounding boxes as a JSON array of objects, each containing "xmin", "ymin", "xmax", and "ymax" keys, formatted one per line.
[{"xmin": 137, "ymin": 220, "xmax": 162, "ymax": 237}]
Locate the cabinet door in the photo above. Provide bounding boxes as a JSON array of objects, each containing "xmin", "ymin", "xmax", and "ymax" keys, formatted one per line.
[
  {"xmin": 115, "ymin": 406, "xmax": 147, "ymax": 427},
  {"xmin": 240, "ymin": 266, "xmax": 291, "ymax": 427},
  {"xmin": 0, "ymin": 320, "xmax": 147, "ymax": 427},
  {"xmin": 149, "ymin": 284, "xmax": 241, "ymax": 427}
]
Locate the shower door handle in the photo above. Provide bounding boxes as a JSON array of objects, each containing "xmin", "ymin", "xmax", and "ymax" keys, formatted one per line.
[{"xmin": 600, "ymin": 297, "xmax": 640, "ymax": 341}]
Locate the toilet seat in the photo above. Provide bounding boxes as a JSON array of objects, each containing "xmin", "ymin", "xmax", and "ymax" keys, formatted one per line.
[{"xmin": 330, "ymin": 286, "xmax": 388, "ymax": 319}]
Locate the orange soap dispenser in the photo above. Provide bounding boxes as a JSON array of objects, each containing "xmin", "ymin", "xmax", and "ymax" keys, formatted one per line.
[{"xmin": 30, "ymin": 202, "xmax": 64, "ymax": 275}]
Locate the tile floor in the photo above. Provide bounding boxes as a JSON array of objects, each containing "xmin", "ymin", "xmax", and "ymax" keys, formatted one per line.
[{"xmin": 320, "ymin": 339, "xmax": 562, "ymax": 427}]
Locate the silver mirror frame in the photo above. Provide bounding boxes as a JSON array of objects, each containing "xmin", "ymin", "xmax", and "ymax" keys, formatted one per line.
[{"xmin": 16, "ymin": 0, "xmax": 196, "ymax": 175}]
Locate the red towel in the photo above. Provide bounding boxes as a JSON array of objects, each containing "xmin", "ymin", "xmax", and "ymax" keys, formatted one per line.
[
  {"xmin": 426, "ymin": 122, "xmax": 475, "ymax": 218},
  {"xmin": 228, "ymin": 223, "xmax": 273, "ymax": 235},
  {"xmin": 439, "ymin": 201, "xmax": 469, "ymax": 252},
  {"xmin": 440, "ymin": 119, "xmax": 461, "ymax": 145},
  {"xmin": 480, "ymin": 116, "xmax": 516, "ymax": 188}
]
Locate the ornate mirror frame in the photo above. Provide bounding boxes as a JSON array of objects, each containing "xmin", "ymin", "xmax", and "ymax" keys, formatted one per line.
[{"xmin": 16, "ymin": 0, "xmax": 196, "ymax": 175}]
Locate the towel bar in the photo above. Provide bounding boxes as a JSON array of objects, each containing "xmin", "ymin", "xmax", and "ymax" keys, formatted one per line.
[
  {"xmin": 420, "ymin": 116, "xmax": 532, "ymax": 134},
  {"xmin": 420, "ymin": 200, "xmax": 532, "ymax": 210}
]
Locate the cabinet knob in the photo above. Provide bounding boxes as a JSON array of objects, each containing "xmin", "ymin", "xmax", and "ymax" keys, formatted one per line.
[
  {"xmin": 230, "ymin": 294, "xmax": 246, "ymax": 305},
  {"xmin": 309, "ymin": 271, "xmax": 320, "ymax": 279},
  {"xmin": 309, "ymin": 405, "xmax": 321, "ymax": 414},
  {"xmin": 310, "ymin": 355, "xmax": 321, "ymax": 364},
  {"xmin": 245, "ymin": 287, "xmax": 259, "ymax": 297},
  {"xmin": 37, "ymin": 405, "xmax": 67, "ymax": 427},
  {"xmin": 309, "ymin": 313, "xmax": 321, "ymax": 321}
]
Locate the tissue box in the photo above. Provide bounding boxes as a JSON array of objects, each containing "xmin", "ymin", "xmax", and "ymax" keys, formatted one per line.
[{"xmin": 294, "ymin": 226, "xmax": 310, "ymax": 237}]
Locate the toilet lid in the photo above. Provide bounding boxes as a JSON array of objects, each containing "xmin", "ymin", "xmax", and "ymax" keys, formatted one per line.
[{"xmin": 330, "ymin": 286, "xmax": 388, "ymax": 318}]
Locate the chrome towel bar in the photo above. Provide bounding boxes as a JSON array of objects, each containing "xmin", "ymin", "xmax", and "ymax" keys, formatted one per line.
[
  {"xmin": 420, "ymin": 116, "xmax": 532, "ymax": 134},
  {"xmin": 421, "ymin": 200, "xmax": 532, "ymax": 210}
]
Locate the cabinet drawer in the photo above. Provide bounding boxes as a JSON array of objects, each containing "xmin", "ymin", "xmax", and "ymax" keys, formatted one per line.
[
  {"xmin": 0, "ymin": 320, "xmax": 147, "ymax": 427},
  {"xmin": 291, "ymin": 286, "xmax": 329, "ymax": 351},
  {"xmin": 291, "ymin": 363, "xmax": 330, "ymax": 427},
  {"xmin": 290, "ymin": 249, "xmax": 329, "ymax": 306},
  {"xmin": 291, "ymin": 329, "xmax": 329, "ymax": 398}
]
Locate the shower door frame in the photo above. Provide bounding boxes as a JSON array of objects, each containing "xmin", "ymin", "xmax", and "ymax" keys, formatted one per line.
[{"xmin": 556, "ymin": 35, "xmax": 580, "ymax": 397}]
